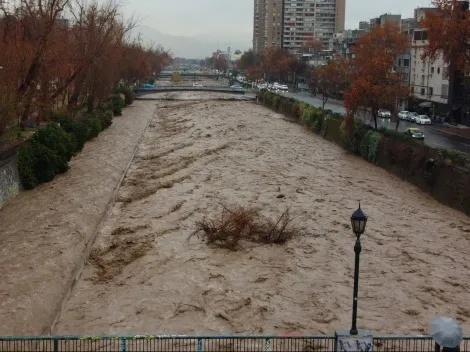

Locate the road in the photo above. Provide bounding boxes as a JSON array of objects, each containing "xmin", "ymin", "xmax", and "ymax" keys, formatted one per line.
[{"xmin": 281, "ymin": 91, "xmax": 470, "ymax": 154}]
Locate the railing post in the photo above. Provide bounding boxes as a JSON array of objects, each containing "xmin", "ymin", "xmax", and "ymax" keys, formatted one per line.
[
  {"xmin": 265, "ymin": 337, "xmax": 271, "ymax": 352},
  {"xmin": 121, "ymin": 338, "xmax": 126, "ymax": 352},
  {"xmin": 197, "ymin": 338, "xmax": 202, "ymax": 352},
  {"xmin": 53, "ymin": 339, "xmax": 58, "ymax": 352}
]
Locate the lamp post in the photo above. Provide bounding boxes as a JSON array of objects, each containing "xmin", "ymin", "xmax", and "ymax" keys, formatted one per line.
[{"xmin": 350, "ymin": 202, "xmax": 368, "ymax": 335}]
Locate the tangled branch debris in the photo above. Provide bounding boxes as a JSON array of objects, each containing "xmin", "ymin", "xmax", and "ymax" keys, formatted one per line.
[{"xmin": 191, "ymin": 204, "xmax": 302, "ymax": 250}]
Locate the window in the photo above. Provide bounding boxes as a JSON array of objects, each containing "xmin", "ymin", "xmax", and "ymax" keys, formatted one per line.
[
  {"xmin": 421, "ymin": 75, "xmax": 425, "ymax": 85},
  {"xmin": 438, "ymin": 67, "xmax": 441, "ymax": 74},
  {"xmin": 411, "ymin": 86, "xmax": 414, "ymax": 93},
  {"xmin": 428, "ymin": 87, "xmax": 433, "ymax": 96},
  {"xmin": 441, "ymin": 84, "xmax": 449, "ymax": 98},
  {"xmin": 402, "ymin": 73, "xmax": 409, "ymax": 81},
  {"xmin": 403, "ymin": 59, "xmax": 410, "ymax": 67},
  {"xmin": 443, "ymin": 66, "xmax": 449, "ymax": 79},
  {"xmin": 421, "ymin": 88, "xmax": 425, "ymax": 95},
  {"xmin": 398, "ymin": 59, "xmax": 402, "ymax": 66},
  {"xmin": 431, "ymin": 67, "xmax": 434, "ymax": 74}
]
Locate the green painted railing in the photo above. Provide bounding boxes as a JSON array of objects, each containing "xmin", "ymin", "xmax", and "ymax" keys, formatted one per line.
[{"xmin": 0, "ymin": 335, "xmax": 468, "ymax": 352}]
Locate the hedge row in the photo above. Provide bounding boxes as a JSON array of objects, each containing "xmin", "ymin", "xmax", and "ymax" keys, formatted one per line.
[
  {"xmin": 17, "ymin": 90, "xmax": 133, "ymax": 190},
  {"xmin": 257, "ymin": 90, "xmax": 469, "ymax": 168},
  {"xmin": 257, "ymin": 91, "xmax": 470, "ymax": 216},
  {"xmin": 258, "ymin": 90, "xmax": 383, "ymax": 164}
]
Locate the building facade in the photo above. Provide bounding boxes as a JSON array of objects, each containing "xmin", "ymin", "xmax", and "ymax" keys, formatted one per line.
[
  {"xmin": 253, "ymin": 0, "xmax": 346, "ymax": 54},
  {"xmin": 253, "ymin": 0, "xmax": 283, "ymax": 54}
]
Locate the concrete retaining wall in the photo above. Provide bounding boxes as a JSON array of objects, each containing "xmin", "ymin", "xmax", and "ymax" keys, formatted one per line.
[{"xmin": 0, "ymin": 157, "xmax": 21, "ymax": 209}]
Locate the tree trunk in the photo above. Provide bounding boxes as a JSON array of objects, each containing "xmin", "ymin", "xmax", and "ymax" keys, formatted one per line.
[{"xmin": 373, "ymin": 111, "xmax": 378, "ymax": 130}]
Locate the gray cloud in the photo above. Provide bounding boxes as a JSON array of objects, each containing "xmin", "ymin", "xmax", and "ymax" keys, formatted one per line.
[{"xmin": 122, "ymin": 0, "xmax": 433, "ymax": 56}]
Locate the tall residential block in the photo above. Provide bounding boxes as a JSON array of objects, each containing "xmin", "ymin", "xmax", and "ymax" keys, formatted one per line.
[
  {"xmin": 253, "ymin": 0, "xmax": 283, "ymax": 54},
  {"xmin": 253, "ymin": 0, "xmax": 346, "ymax": 54}
]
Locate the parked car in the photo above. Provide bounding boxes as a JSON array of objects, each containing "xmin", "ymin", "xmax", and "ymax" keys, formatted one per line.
[
  {"xmin": 415, "ymin": 115, "xmax": 432, "ymax": 125},
  {"xmin": 406, "ymin": 112, "xmax": 419, "ymax": 122},
  {"xmin": 277, "ymin": 84, "xmax": 289, "ymax": 92},
  {"xmin": 142, "ymin": 83, "xmax": 154, "ymax": 89},
  {"xmin": 404, "ymin": 128, "xmax": 425, "ymax": 140},
  {"xmin": 398, "ymin": 111, "xmax": 409, "ymax": 120},
  {"xmin": 192, "ymin": 83, "xmax": 203, "ymax": 87},
  {"xmin": 230, "ymin": 84, "xmax": 243, "ymax": 90},
  {"xmin": 378, "ymin": 109, "xmax": 391, "ymax": 118}
]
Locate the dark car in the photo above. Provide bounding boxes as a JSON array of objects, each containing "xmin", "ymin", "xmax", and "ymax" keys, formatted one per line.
[{"xmin": 404, "ymin": 128, "xmax": 425, "ymax": 140}]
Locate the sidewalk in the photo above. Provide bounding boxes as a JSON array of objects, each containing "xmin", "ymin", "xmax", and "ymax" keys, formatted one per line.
[{"xmin": 0, "ymin": 101, "xmax": 156, "ymax": 335}]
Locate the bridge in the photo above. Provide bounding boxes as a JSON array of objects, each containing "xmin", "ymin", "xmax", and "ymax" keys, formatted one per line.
[
  {"xmin": 134, "ymin": 86, "xmax": 247, "ymax": 96},
  {"xmin": 157, "ymin": 72, "xmax": 221, "ymax": 79}
]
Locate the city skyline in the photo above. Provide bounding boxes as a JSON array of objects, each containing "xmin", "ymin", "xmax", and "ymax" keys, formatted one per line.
[{"xmin": 123, "ymin": 0, "xmax": 435, "ymax": 49}]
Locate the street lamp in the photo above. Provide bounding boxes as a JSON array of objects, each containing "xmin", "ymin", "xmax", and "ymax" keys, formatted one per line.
[{"xmin": 350, "ymin": 202, "xmax": 368, "ymax": 335}]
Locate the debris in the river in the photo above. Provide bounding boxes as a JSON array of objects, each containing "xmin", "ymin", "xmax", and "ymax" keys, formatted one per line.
[{"xmin": 191, "ymin": 204, "xmax": 301, "ymax": 250}]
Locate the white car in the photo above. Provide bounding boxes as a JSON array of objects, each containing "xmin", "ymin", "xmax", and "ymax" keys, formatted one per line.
[
  {"xmin": 406, "ymin": 112, "xmax": 419, "ymax": 122},
  {"xmin": 415, "ymin": 115, "xmax": 432, "ymax": 125},
  {"xmin": 398, "ymin": 111, "xmax": 409, "ymax": 120},
  {"xmin": 378, "ymin": 109, "xmax": 391, "ymax": 118},
  {"xmin": 192, "ymin": 83, "xmax": 203, "ymax": 87}
]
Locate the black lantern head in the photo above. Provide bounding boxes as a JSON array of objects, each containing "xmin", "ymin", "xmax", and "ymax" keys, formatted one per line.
[{"xmin": 351, "ymin": 202, "xmax": 368, "ymax": 237}]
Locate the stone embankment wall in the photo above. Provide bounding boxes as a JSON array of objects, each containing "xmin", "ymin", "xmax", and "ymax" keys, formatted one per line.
[{"xmin": 0, "ymin": 157, "xmax": 21, "ymax": 209}]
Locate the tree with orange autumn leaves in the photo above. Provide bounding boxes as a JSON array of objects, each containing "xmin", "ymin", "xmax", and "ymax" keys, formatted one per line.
[
  {"xmin": 0, "ymin": 0, "xmax": 172, "ymax": 132},
  {"xmin": 344, "ymin": 23, "xmax": 409, "ymax": 130},
  {"xmin": 311, "ymin": 56, "xmax": 350, "ymax": 109},
  {"xmin": 420, "ymin": 0, "xmax": 470, "ymax": 71}
]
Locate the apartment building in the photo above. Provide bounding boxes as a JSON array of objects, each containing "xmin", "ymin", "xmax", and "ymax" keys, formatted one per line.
[
  {"xmin": 282, "ymin": 0, "xmax": 345, "ymax": 52},
  {"xmin": 409, "ymin": 9, "xmax": 450, "ymax": 111},
  {"xmin": 253, "ymin": 0, "xmax": 283, "ymax": 54},
  {"xmin": 253, "ymin": 0, "xmax": 346, "ymax": 54}
]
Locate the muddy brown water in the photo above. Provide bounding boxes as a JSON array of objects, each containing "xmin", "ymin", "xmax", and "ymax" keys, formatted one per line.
[
  {"xmin": 1, "ymin": 93, "xmax": 469, "ymax": 336},
  {"xmin": 56, "ymin": 94, "xmax": 470, "ymax": 335}
]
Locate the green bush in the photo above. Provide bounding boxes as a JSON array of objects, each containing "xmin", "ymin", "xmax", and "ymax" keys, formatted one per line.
[
  {"xmin": 301, "ymin": 107, "xmax": 316, "ymax": 126},
  {"xmin": 360, "ymin": 131, "xmax": 383, "ymax": 163},
  {"xmin": 87, "ymin": 118, "xmax": 102, "ymax": 139},
  {"xmin": 111, "ymin": 94, "xmax": 125, "ymax": 116},
  {"xmin": 96, "ymin": 110, "xmax": 113, "ymax": 130},
  {"xmin": 340, "ymin": 118, "xmax": 370, "ymax": 153},
  {"xmin": 17, "ymin": 140, "xmax": 63, "ymax": 189},
  {"xmin": 312, "ymin": 114, "xmax": 325, "ymax": 133},
  {"xmin": 55, "ymin": 116, "xmax": 89, "ymax": 152},
  {"xmin": 113, "ymin": 86, "xmax": 135, "ymax": 106},
  {"xmin": 437, "ymin": 148, "xmax": 468, "ymax": 167},
  {"xmin": 34, "ymin": 123, "xmax": 77, "ymax": 163},
  {"xmin": 272, "ymin": 95, "xmax": 281, "ymax": 110}
]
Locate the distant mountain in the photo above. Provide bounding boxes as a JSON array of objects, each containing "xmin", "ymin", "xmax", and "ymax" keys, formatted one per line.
[{"xmin": 130, "ymin": 26, "xmax": 251, "ymax": 59}]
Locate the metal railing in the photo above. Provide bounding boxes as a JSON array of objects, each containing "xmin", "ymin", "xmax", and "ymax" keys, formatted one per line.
[{"xmin": 0, "ymin": 335, "xmax": 468, "ymax": 352}]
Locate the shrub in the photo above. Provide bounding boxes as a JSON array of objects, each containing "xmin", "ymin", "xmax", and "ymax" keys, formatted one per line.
[
  {"xmin": 264, "ymin": 92, "xmax": 273, "ymax": 106},
  {"xmin": 17, "ymin": 140, "xmax": 62, "ymax": 189},
  {"xmin": 272, "ymin": 95, "xmax": 281, "ymax": 110},
  {"xmin": 55, "ymin": 116, "xmax": 89, "ymax": 152},
  {"xmin": 278, "ymin": 98, "xmax": 293, "ymax": 114},
  {"xmin": 87, "ymin": 118, "xmax": 102, "ymax": 139},
  {"xmin": 437, "ymin": 148, "xmax": 468, "ymax": 167},
  {"xmin": 312, "ymin": 114, "xmax": 325, "ymax": 133},
  {"xmin": 34, "ymin": 123, "xmax": 77, "ymax": 163},
  {"xmin": 113, "ymin": 86, "xmax": 135, "ymax": 106},
  {"xmin": 96, "ymin": 110, "xmax": 113, "ymax": 130},
  {"xmin": 111, "ymin": 94, "xmax": 125, "ymax": 116},
  {"xmin": 360, "ymin": 131, "xmax": 383, "ymax": 163},
  {"xmin": 340, "ymin": 117, "xmax": 370, "ymax": 153}
]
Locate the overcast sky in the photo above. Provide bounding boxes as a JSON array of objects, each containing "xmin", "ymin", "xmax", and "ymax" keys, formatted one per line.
[{"xmin": 122, "ymin": 0, "xmax": 434, "ymax": 48}]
